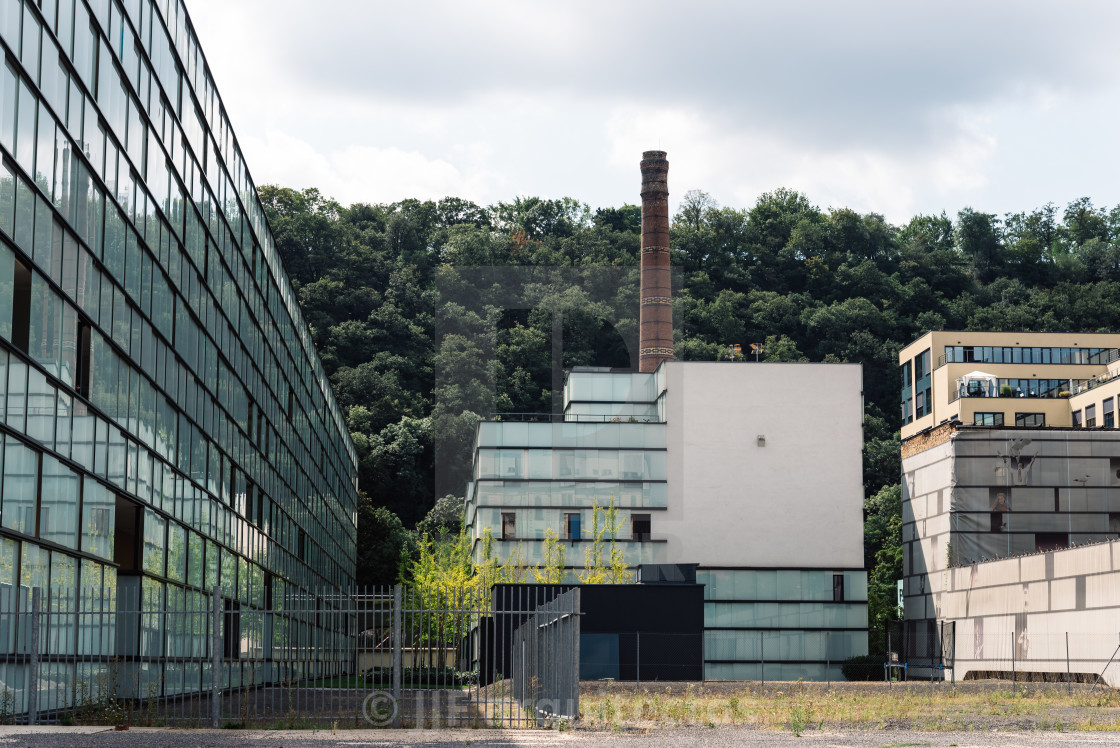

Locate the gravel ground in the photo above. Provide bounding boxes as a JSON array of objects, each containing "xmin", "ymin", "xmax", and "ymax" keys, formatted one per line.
[{"xmin": 1, "ymin": 726, "xmax": 1120, "ymax": 747}]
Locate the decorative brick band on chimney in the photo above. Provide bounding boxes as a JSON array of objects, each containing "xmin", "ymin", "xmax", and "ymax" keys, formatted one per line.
[{"xmin": 639, "ymin": 150, "xmax": 673, "ymax": 373}]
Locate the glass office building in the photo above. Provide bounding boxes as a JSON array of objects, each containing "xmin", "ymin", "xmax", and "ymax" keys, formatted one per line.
[
  {"xmin": 0, "ymin": 0, "xmax": 357, "ymax": 686},
  {"xmin": 466, "ymin": 370, "xmax": 668, "ymax": 568}
]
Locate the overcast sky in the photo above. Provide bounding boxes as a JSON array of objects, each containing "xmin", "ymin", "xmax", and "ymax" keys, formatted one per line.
[{"xmin": 186, "ymin": 0, "xmax": 1120, "ymax": 225}]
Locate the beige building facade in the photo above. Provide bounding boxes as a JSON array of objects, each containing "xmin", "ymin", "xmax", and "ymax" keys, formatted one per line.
[{"xmin": 899, "ymin": 331, "xmax": 1120, "ymax": 441}]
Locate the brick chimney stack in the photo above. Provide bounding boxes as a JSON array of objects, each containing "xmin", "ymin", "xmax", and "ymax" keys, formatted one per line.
[{"xmin": 639, "ymin": 150, "xmax": 673, "ymax": 372}]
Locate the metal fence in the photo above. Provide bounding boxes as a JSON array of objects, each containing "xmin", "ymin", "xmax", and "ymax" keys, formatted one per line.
[
  {"xmin": 510, "ymin": 589, "xmax": 580, "ymax": 724},
  {"xmin": 954, "ymin": 628, "xmax": 1120, "ymax": 690},
  {"xmin": 879, "ymin": 620, "xmax": 1120, "ymax": 690},
  {"xmin": 884, "ymin": 619, "xmax": 956, "ymax": 681},
  {"xmin": 0, "ymin": 584, "xmax": 579, "ymax": 728},
  {"xmin": 580, "ymin": 631, "xmax": 703, "ymax": 683}
]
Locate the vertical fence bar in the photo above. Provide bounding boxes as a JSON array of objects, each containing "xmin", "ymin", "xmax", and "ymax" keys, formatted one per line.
[
  {"xmin": 391, "ymin": 585, "xmax": 401, "ymax": 727},
  {"xmin": 1066, "ymin": 631, "xmax": 1071, "ymax": 695},
  {"xmin": 636, "ymin": 631, "xmax": 640, "ymax": 690},
  {"xmin": 951, "ymin": 621, "xmax": 955, "ymax": 686},
  {"xmin": 28, "ymin": 587, "xmax": 40, "ymax": 726},
  {"xmin": 826, "ymin": 630, "xmax": 831, "ymax": 690},
  {"xmin": 1011, "ymin": 629, "xmax": 1016, "ymax": 692},
  {"xmin": 211, "ymin": 587, "xmax": 221, "ymax": 729},
  {"xmin": 760, "ymin": 630, "xmax": 765, "ymax": 692},
  {"xmin": 886, "ymin": 629, "xmax": 891, "ymax": 686},
  {"xmin": 572, "ymin": 588, "xmax": 581, "ymax": 722}
]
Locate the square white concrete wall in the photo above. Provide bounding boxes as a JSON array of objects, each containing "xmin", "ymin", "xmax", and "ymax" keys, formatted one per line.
[{"xmin": 658, "ymin": 362, "xmax": 865, "ymax": 569}]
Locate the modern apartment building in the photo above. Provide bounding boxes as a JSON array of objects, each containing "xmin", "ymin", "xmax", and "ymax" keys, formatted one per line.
[
  {"xmin": 900, "ymin": 331, "xmax": 1120, "ymax": 684},
  {"xmin": 0, "ymin": 0, "xmax": 357, "ymax": 691},
  {"xmin": 899, "ymin": 330, "xmax": 1120, "ymax": 440},
  {"xmin": 464, "ymin": 361, "xmax": 870, "ymax": 680}
]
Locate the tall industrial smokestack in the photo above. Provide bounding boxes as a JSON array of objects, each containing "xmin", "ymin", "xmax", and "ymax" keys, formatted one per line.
[{"xmin": 639, "ymin": 150, "xmax": 673, "ymax": 372}]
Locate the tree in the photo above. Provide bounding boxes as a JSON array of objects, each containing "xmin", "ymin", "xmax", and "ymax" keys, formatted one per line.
[
  {"xmin": 356, "ymin": 496, "xmax": 415, "ymax": 586},
  {"xmin": 761, "ymin": 334, "xmax": 808, "ymax": 362},
  {"xmin": 407, "ymin": 530, "xmax": 477, "ymax": 597},
  {"xmin": 956, "ymin": 207, "xmax": 1003, "ymax": 282},
  {"xmin": 258, "ymin": 180, "xmax": 1120, "ymax": 633},
  {"xmin": 677, "ymin": 190, "xmax": 718, "ymax": 232},
  {"xmin": 416, "ymin": 494, "xmax": 465, "ymax": 538},
  {"xmin": 863, "ymin": 483, "xmax": 902, "ymax": 650},
  {"xmin": 534, "ymin": 528, "xmax": 566, "ymax": 583},
  {"xmin": 578, "ymin": 497, "xmax": 631, "ymax": 584},
  {"xmin": 353, "ymin": 416, "xmax": 433, "ymax": 526},
  {"xmin": 404, "ymin": 530, "xmax": 480, "ymax": 650},
  {"xmin": 1063, "ymin": 197, "xmax": 1110, "ymax": 247}
]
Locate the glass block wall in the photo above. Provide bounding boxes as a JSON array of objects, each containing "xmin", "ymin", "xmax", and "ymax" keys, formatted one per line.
[{"xmin": 0, "ymin": 0, "xmax": 357, "ymax": 667}]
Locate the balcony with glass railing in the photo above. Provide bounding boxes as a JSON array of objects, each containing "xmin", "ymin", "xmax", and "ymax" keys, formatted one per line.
[
  {"xmin": 938, "ymin": 346, "xmax": 1120, "ymax": 369},
  {"xmin": 1069, "ymin": 370, "xmax": 1120, "ymax": 397},
  {"xmin": 949, "ymin": 378, "xmax": 1083, "ymax": 403}
]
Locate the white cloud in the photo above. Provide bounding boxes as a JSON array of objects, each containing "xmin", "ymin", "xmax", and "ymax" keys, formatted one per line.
[
  {"xmin": 603, "ymin": 102, "xmax": 1002, "ymax": 222},
  {"xmin": 238, "ymin": 130, "xmax": 500, "ymax": 206},
  {"xmin": 185, "ymin": 0, "xmax": 1120, "ymax": 223}
]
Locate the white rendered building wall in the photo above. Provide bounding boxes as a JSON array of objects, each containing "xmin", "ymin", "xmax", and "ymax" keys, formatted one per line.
[{"xmin": 659, "ymin": 362, "xmax": 865, "ymax": 569}]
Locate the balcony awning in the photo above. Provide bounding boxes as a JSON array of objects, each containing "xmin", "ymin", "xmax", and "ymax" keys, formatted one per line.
[{"xmin": 959, "ymin": 371, "xmax": 998, "ymax": 385}]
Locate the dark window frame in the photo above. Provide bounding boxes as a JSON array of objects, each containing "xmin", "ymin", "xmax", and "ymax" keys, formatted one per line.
[
  {"xmin": 565, "ymin": 512, "xmax": 580, "ymax": 541},
  {"xmin": 632, "ymin": 513, "xmax": 651, "ymax": 542}
]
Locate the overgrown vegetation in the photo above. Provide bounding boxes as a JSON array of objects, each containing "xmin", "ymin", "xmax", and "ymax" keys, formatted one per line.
[{"xmin": 579, "ymin": 681, "xmax": 1120, "ymax": 733}]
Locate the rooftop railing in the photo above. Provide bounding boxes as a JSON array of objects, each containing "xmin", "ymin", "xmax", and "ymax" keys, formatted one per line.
[
  {"xmin": 487, "ymin": 413, "xmax": 662, "ymax": 423},
  {"xmin": 937, "ymin": 347, "xmax": 1120, "ymax": 369},
  {"xmin": 1069, "ymin": 370, "xmax": 1120, "ymax": 397},
  {"xmin": 948, "ymin": 381, "xmax": 1077, "ymax": 404}
]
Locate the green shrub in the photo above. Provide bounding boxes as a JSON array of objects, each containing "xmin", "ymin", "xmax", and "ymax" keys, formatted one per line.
[{"xmin": 840, "ymin": 654, "xmax": 882, "ymax": 681}]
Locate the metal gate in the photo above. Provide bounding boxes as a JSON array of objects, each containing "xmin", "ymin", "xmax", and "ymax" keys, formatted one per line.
[
  {"xmin": 888, "ymin": 619, "xmax": 955, "ymax": 679},
  {"xmin": 0, "ymin": 584, "xmax": 580, "ymax": 728}
]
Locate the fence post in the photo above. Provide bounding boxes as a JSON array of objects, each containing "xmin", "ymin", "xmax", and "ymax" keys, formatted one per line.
[
  {"xmin": 1011, "ymin": 629, "xmax": 1016, "ymax": 693},
  {"xmin": 211, "ymin": 587, "xmax": 222, "ymax": 729},
  {"xmin": 27, "ymin": 587, "xmax": 40, "ymax": 726},
  {"xmin": 392, "ymin": 585, "xmax": 402, "ymax": 726},
  {"xmin": 1066, "ymin": 632, "xmax": 1071, "ymax": 696},
  {"xmin": 760, "ymin": 631, "xmax": 765, "ymax": 692},
  {"xmin": 572, "ymin": 588, "xmax": 581, "ymax": 720},
  {"xmin": 887, "ymin": 629, "xmax": 891, "ymax": 687},
  {"xmin": 636, "ymin": 631, "xmax": 640, "ymax": 689},
  {"xmin": 826, "ymin": 630, "xmax": 831, "ymax": 690}
]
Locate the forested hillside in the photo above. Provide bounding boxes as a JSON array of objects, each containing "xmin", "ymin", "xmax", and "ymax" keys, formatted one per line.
[{"xmin": 260, "ymin": 184, "xmax": 1120, "ymax": 631}]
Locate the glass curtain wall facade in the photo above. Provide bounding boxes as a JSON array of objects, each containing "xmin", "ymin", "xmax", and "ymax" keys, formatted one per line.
[
  {"xmin": 466, "ymin": 371, "xmax": 669, "ymax": 569},
  {"xmin": 0, "ymin": 0, "xmax": 357, "ymax": 695},
  {"xmin": 466, "ymin": 420, "xmax": 669, "ymax": 568},
  {"xmin": 701, "ymin": 569, "xmax": 868, "ymax": 681}
]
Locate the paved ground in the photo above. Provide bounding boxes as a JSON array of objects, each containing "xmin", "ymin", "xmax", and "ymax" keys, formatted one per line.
[{"xmin": 1, "ymin": 726, "xmax": 1120, "ymax": 747}]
